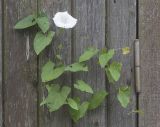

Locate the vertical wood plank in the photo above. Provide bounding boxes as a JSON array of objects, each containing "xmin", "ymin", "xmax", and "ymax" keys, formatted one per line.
[
  {"xmin": 0, "ymin": 0, "xmax": 2, "ymax": 126},
  {"xmin": 3, "ymin": 0, "xmax": 38, "ymax": 127},
  {"xmin": 72, "ymin": 0, "xmax": 106, "ymax": 126},
  {"xmin": 38, "ymin": 0, "xmax": 72, "ymax": 127},
  {"xmin": 106, "ymin": 0, "xmax": 137, "ymax": 127},
  {"xmin": 139, "ymin": 0, "xmax": 160, "ymax": 127}
]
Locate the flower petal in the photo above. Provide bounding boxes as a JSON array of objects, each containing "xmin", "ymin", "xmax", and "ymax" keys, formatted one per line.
[{"xmin": 53, "ymin": 11, "xmax": 77, "ymax": 29}]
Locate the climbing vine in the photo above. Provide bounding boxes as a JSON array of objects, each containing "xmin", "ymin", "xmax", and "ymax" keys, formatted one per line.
[{"xmin": 14, "ymin": 11, "xmax": 132, "ymax": 122}]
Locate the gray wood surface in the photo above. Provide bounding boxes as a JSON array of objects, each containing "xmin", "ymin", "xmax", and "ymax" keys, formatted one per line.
[
  {"xmin": 0, "ymin": 0, "xmax": 146, "ymax": 126},
  {"xmin": 0, "ymin": 0, "xmax": 2, "ymax": 126},
  {"xmin": 3, "ymin": 0, "xmax": 38, "ymax": 127},
  {"xmin": 139, "ymin": 0, "xmax": 160, "ymax": 127},
  {"xmin": 38, "ymin": 0, "xmax": 72, "ymax": 127},
  {"xmin": 106, "ymin": 0, "xmax": 137, "ymax": 127},
  {"xmin": 72, "ymin": 0, "xmax": 107, "ymax": 126}
]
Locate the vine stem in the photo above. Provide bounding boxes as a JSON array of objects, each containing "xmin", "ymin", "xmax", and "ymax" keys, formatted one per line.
[{"xmin": 53, "ymin": 28, "xmax": 65, "ymax": 64}]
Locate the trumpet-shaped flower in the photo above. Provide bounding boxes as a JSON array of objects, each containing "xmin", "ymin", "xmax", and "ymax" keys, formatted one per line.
[{"xmin": 53, "ymin": 11, "xmax": 77, "ymax": 29}]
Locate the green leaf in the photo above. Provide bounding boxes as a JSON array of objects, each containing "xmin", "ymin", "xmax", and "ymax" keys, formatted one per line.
[
  {"xmin": 79, "ymin": 47, "xmax": 99, "ymax": 62},
  {"xmin": 46, "ymin": 84, "xmax": 60, "ymax": 92},
  {"xmin": 41, "ymin": 61, "xmax": 65, "ymax": 82},
  {"xmin": 14, "ymin": 15, "xmax": 37, "ymax": 29},
  {"xmin": 36, "ymin": 16, "xmax": 50, "ymax": 33},
  {"xmin": 99, "ymin": 49, "xmax": 115, "ymax": 68},
  {"xmin": 105, "ymin": 68, "xmax": 115, "ymax": 84},
  {"xmin": 34, "ymin": 31, "xmax": 55, "ymax": 55},
  {"xmin": 88, "ymin": 90, "xmax": 108, "ymax": 110},
  {"xmin": 38, "ymin": 11, "xmax": 47, "ymax": 17},
  {"xmin": 47, "ymin": 65, "xmax": 65, "ymax": 81},
  {"xmin": 65, "ymin": 63, "xmax": 88, "ymax": 72},
  {"xmin": 108, "ymin": 62, "xmax": 122, "ymax": 82},
  {"xmin": 61, "ymin": 86, "xmax": 71, "ymax": 99},
  {"xmin": 67, "ymin": 98, "xmax": 79, "ymax": 110},
  {"xmin": 74, "ymin": 80, "xmax": 93, "ymax": 94},
  {"xmin": 41, "ymin": 61, "xmax": 55, "ymax": 82},
  {"xmin": 122, "ymin": 47, "xmax": 130, "ymax": 55},
  {"xmin": 40, "ymin": 85, "xmax": 71, "ymax": 112},
  {"xmin": 117, "ymin": 86, "xmax": 131, "ymax": 108},
  {"xmin": 73, "ymin": 97, "xmax": 81, "ymax": 105},
  {"xmin": 69, "ymin": 101, "xmax": 89, "ymax": 122}
]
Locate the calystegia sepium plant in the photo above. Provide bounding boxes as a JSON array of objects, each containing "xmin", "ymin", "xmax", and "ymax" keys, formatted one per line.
[{"xmin": 14, "ymin": 11, "xmax": 132, "ymax": 122}]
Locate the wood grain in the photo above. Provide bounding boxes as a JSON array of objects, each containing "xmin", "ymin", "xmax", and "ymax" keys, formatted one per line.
[
  {"xmin": 139, "ymin": 0, "xmax": 160, "ymax": 127},
  {"xmin": 72, "ymin": 0, "xmax": 106, "ymax": 126},
  {"xmin": 0, "ymin": 0, "xmax": 2, "ymax": 126},
  {"xmin": 3, "ymin": 0, "xmax": 38, "ymax": 127},
  {"xmin": 106, "ymin": 0, "xmax": 137, "ymax": 127},
  {"xmin": 38, "ymin": 0, "xmax": 72, "ymax": 127}
]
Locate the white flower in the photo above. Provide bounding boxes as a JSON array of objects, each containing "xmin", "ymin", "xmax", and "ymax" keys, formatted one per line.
[{"xmin": 53, "ymin": 11, "xmax": 77, "ymax": 29}]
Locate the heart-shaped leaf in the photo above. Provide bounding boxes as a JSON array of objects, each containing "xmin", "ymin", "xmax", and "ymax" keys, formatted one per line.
[
  {"xmin": 65, "ymin": 63, "xmax": 88, "ymax": 72},
  {"xmin": 88, "ymin": 90, "xmax": 108, "ymax": 110},
  {"xmin": 14, "ymin": 15, "xmax": 37, "ymax": 29},
  {"xmin": 37, "ymin": 16, "xmax": 50, "ymax": 33},
  {"xmin": 34, "ymin": 31, "xmax": 55, "ymax": 55},
  {"xmin": 79, "ymin": 48, "xmax": 99, "ymax": 62},
  {"xmin": 67, "ymin": 98, "xmax": 79, "ymax": 110},
  {"xmin": 117, "ymin": 86, "xmax": 131, "ymax": 108},
  {"xmin": 41, "ymin": 61, "xmax": 65, "ymax": 82},
  {"xmin": 74, "ymin": 80, "xmax": 93, "ymax": 94},
  {"xmin": 99, "ymin": 49, "xmax": 115, "ymax": 68},
  {"xmin": 69, "ymin": 101, "xmax": 89, "ymax": 122},
  {"xmin": 108, "ymin": 62, "xmax": 122, "ymax": 82},
  {"xmin": 105, "ymin": 68, "xmax": 115, "ymax": 84},
  {"xmin": 40, "ymin": 85, "xmax": 71, "ymax": 112}
]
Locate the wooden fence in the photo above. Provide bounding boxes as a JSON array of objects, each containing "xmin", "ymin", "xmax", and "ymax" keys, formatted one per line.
[{"xmin": 0, "ymin": 0, "xmax": 160, "ymax": 127}]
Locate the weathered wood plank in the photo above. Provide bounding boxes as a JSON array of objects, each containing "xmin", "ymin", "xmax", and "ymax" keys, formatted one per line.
[
  {"xmin": 139, "ymin": 0, "xmax": 160, "ymax": 127},
  {"xmin": 0, "ymin": 0, "xmax": 2, "ymax": 126},
  {"xmin": 3, "ymin": 0, "xmax": 38, "ymax": 127},
  {"xmin": 72, "ymin": 0, "xmax": 106, "ymax": 126},
  {"xmin": 38, "ymin": 0, "xmax": 72, "ymax": 127},
  {"xmin": 106, "ymin": 0, "xmax": 137, "ymax": 127}
]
